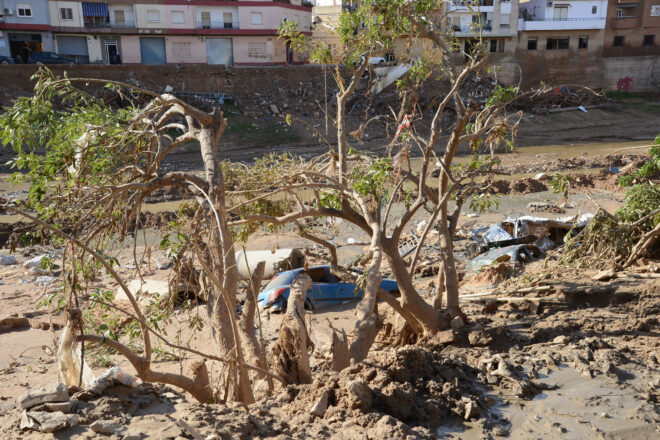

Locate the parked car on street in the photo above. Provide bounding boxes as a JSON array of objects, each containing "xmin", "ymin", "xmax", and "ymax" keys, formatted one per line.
[
  {"xmin": 361, "ymin": 54, "xmax": 387, "ymax": 65},
  {"xmin": 28, "ymin": 52, "xmax": 77, "ymax": 65},
  {"xmin": 257, "ymin": 265, "xmax": 399, "ymax": 312},
  {"xmin": 0, "ymin": 55, "xmax": 16, "ymax": 64}
]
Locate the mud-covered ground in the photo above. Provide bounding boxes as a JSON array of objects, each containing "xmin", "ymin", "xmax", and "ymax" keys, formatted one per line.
[{"xmin": 0, "ymin": 142, "xmax": 658, "ymax": 439}]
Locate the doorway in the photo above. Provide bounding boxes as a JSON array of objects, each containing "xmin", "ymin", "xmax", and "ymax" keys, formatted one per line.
[{"xmin": 105, "ymin": 41, "xmax": 119, "ymax": 64}]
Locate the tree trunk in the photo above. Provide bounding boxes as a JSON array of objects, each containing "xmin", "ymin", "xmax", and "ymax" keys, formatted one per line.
[
  {"xmin": 349, "ymin": 245, "xmax": 383, "ymax": 363},
  {"xmin": 198, "ymin": 109, "xmax": 253, "ymax": 404},
  {"xmin": 271, "ymin": 274, "xmax": 313, "ymax": 384},
  {"xmin": 383, "ymin": 239, "xmax": 441, "ymax": 332},
  {"xmin": 238, "ymin": 261, "xmax": 269, "ymax": 386}
]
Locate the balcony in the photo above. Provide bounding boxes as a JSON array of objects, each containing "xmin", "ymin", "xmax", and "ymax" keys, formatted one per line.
[
  {"xmin": 110, "ymin": 20, "xmax": 135, "ymax": 28},
  {"xmin": 196, "ymin": 21, "xmax": 240, "ymax": 30},
  {"xmin": 518, "ymin": 17, "xmax": 606, "ymax": 31},
  {"xmin": 449, "ymin": 0, "xmax": 494, "ymax": 12}
]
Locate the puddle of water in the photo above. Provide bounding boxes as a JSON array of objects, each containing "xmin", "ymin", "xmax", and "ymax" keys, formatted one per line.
[{"xmin": 436, "ymin": 364, "xmax": 658, "ymax": 440}]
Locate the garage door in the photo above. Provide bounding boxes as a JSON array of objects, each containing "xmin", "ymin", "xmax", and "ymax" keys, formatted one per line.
[
  {"xmin": 57, "ymin": 36, "xmax": 88, "ymax": 58},
  {"xmin": 140, "ymin": 37, "xmax": 166, "ymax": 65},
  {"xmin": 206, "ymin": 38, "xmax": 233, "ymax": 65}
]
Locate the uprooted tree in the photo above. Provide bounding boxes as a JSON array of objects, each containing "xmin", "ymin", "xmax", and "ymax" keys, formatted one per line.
[{"xmin": 0, "ymin": 0, "xmax": 525, "ymax": 403}]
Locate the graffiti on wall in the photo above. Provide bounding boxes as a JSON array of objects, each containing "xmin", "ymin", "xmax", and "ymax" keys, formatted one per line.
[{"xmin": 617, "ymin": 77, "xmax": 633, "ymax": 91}]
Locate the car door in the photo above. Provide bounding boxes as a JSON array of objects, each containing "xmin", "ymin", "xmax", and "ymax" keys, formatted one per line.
[{"xmin": 313, "ymin": 268, "xmax": 360, "ymax": 309}]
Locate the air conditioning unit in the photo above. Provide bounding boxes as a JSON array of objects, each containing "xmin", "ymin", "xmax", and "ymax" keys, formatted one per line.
[
  {"xmin": 546, "ymin": 1, "xmax": 552, "ymax": 6},
  {"xmin": 4, "ymin": 8, "xmax": 14, "ymax": 16}
]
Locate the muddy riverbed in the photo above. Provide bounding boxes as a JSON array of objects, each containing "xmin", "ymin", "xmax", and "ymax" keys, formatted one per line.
[{"xmin": 0, "ymin": 140, "xmax": 658, "ymax": 439}]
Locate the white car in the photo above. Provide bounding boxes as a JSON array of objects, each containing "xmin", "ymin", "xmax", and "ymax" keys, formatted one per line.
[{"xmin": 361, "ymin": 55, "xmax": 387, "ymax": 65}]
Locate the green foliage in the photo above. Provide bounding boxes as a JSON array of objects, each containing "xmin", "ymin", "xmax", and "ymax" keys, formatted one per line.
[
  {"xmin": 615, "ymin": 184, "xmax": 660, "ymax": 227},
  {"xmin": 549, "ymin": 173, "xmax": 573, "ymax": 198},
  {"xmin": 485, "ymin": 86, "xmax": 519, "ymax": 108},
  {"xmin": 351, "ymin": 158, "xmax": 391, "ymax": 197},
  {"xmin": 619, "ymin": 136, "xmax": 660, "ymax": 187},
  {"xmin": 320, "ymin": 191, "xmax": 341, "ymax": 210},
  {"xmin": 469, "ymin": 193, "xmax": 499, "ymax": 213}
]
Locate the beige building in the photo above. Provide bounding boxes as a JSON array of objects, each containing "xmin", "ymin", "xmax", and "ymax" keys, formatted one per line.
[{"xmin": 311, "ymin": 0, "xmax": 344, "ymax": 62}]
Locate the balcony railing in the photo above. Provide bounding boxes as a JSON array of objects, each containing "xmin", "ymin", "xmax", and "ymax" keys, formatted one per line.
[
  {"xmin": 83, "ymin": 19, "xmax": 111, "ymax": 28},
  {"xmin": 452, "ymin": 0, "xmax": 494, "ymax": 7},
  {"xmin": 196, "ymin": 21, "xmax": 240, "ymax": 30},
  {"xmin": 522, "ymin": 17, "xmax": 604, "ymax": 21},
  {"xmin": 110, "ymin": 20, "xmax": 135, "ymax": 28},
  {"xmin": 452, "ymin": 23, "xmax": 492, "ymax": 32}
]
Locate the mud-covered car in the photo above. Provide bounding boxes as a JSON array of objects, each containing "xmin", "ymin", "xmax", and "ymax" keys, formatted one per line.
[{"xmin": 257, "ymin": 265, "xmax": 399, "ymax": 312}]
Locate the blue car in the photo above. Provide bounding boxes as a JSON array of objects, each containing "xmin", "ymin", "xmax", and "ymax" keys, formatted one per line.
[{"xmin": 257, "ymin": 265, "xmax": 399, "ymax": 312}]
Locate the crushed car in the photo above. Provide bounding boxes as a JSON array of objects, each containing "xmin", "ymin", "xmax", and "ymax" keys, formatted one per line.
[{"xmin": 257, "ymin": 265, "xmax": 399, "ymax": 312}]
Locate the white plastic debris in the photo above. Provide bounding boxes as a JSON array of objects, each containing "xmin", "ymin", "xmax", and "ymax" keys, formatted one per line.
[
  {"xmin": 164, "ymin": 85, "xmax": 174, "ymax": 93},
  {"xmin": 90, "ymin": 367, "xmax": 143, "ymax": 394},
  {"xmin": 416, "ymin": 220, "xmax": 429, "ymax": 234},
  {"xmin": 578, "ymin": 105, "xmax": 587, "ymax": 113}
]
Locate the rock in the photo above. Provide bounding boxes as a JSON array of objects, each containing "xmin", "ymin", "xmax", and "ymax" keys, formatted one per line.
[
  {"xmin": 553, "ymin": 335, "xmax": 569, "ymax": 344},
  {"xmin": 20, "ymin": 411, "xmax": 39, "ymax": 431},
  {"xmin": 116, "ymin": 279, "xmax": 170, "ymax": 302},
  {"xmin": 123, "ymin": 436, "xmax": 142, "ymax": 440},
  {"xmin": 18, "ymin": 383, "xmax": 69, "ymax": 409},
  {"xmin": 44, "ymin": 401, "xmax": 72, "ymax": 413},
  {"xmin": 450, "ymin": 316, "xmax": 464, "ymax": 329},
  {"xmin": 91, "ymin": 419, "xmax": 128, "ymax": 436},
  {"xmin": 23, "ymin": 254, "xmax": 50, "ymax": 269},
  {"xmin": 35, "ymin": 275, "xmax": 56, "ymax": 286},
  {"xmin": 0, "ymin": 316, "xmax": 30, "ymax": 332},
  {"xmin": 592, "ymin": 269, "xmax": 617, "ymax": 281},
  {"xmin": 25, "ymin": 410, "xmax": 79, "ymax": 433},
  {"xmin": 156, "ymin": 258, "xmax": 173, "ymax": 270},
  {"xmin": 309, "ymin": 389, "xmax": 329, "ymax": 417},
  {"xmin": 469, "ymin": 330, "xmax": 493, "ymax": 347},
  {"xmin": 0, "ymin": 254, "xmax": 16, "ymax": 265},
  {"xmin": 282, "ymin": 103, "xmax": 289, "ymax": 109},
  {"xmin": 534, "ymin": 172, "xmax": 547, "ymax": 180},
  {"xmin": 269, "ymin": 104, "xmax": 280, "ymax": 114},
  {"xmin": 464, "ymin": 399, "xmax": 481, "ymax": 420},
  {"xmin": 345, "ymin": 380, "xmax": 372, "ymax": 410},
  {"xmin": 435, "ymin": 329, "xmax": 456, "ymax": 345}
]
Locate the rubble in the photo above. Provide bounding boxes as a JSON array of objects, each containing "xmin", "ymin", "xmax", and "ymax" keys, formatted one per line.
[
  {"xmin": 21, "ymin": 410, "xmax": 79, "ymax": 433},
  {"xmin": 18, "ymin": 383, "xmax": 69, "ymax": 410}
]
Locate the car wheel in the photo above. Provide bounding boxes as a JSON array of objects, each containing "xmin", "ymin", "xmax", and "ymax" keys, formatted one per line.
[{"xmin": 379, "ymin": 60, "xmax": 386, "ymax": 64}]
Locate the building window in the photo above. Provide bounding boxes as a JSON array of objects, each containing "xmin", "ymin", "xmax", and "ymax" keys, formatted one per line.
[
  {"xmin": 60, "ymin": 8, "xmax": 73, "ymax": 20},
  {"xmin": 527, "ymin": 37, "xmax": 537, "ymax": 50},
  {"xmin": 251, "ymin": 12, "xmax": 263, "ymax": 25},
  {"xmin": 578, "ymin": 35, "xmax": 588, "ymax": 49},
  {"xmin": 613, "ymin": 36, "xmax": 625, "ymax": 46},
  {"xmin": 171, "ymin": 42, "xmax": 191, "ymax": 57},
  {"xmin": 17, "ymin": 4, "xmax": 32, "ymax": 17},
  {"xmin": 171, "ymin": 11, "xmax": 185, "ymax": 24},
  {"xmin": 147, "ymin": 10, "xmax": 160, "ymax": 23},
  {"xmin": 114, "ymin": 10, "xmax": 125, "ymax": 25},
  {"xmin": 652, "ymin": 6, "xmax": 660, "ymax": 16},
  {"xmin": 200, "ymin": 12, "xmax": 211, "ymax": 28},
  {"xmin": 500, "ymin": 13, "xmax": 510, "ymax": 27},
  {"xmin": 643, "ymin": 34, "xmax": 655, "ymax": 46},
  {"xmin": 553, "ymin": 6, "xmax": 568, "ymax": 20},
  {"xmin": 223, "ymin": 12, "xmax": 233, "ymax": 28},
  {"xmin": 592, "ymin": 6, "xmax": 597, "ymax": 14},
  {"xmin": 248, "ymin": 42, "xmax": 267, "ymax": 58},
  {"xmin": 547, "ymin": 37, "xmax": 569, "ymax": 50},
  {"xmin": 616, "ymin": 8, "xmax": 623, "ymax": 18},
  {"xmin": 490, "ymin": 39, "xmax": 498, "ymax": 52}
]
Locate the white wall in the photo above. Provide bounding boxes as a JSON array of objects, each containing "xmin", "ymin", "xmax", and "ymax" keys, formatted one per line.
[{"xmin": 522, "ymin": 0, "xmax": 607, "ymax": 20}]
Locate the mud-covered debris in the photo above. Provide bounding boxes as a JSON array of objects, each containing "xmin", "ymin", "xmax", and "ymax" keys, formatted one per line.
[
  {"xmin": 21, "ymin": 410, "xmax": 79, "ymax": 433},
  {"xmin": 309, "ymin": 389, "xmax": 329, "ymax": 417},
  {"xmin": 18, "ymin": 383, "xmax": 68, "ymax": 410}
]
